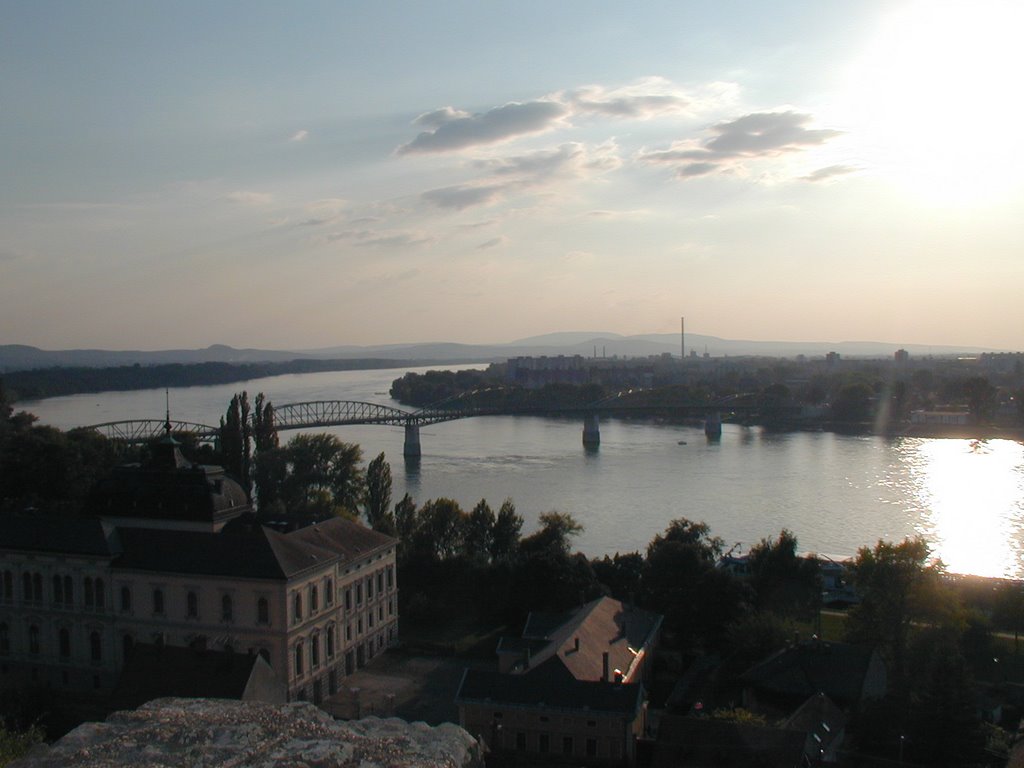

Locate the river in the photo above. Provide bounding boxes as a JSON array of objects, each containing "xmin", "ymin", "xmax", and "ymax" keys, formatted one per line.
[{"xmin": 19, "ymin": 365, "xmax": 1024, "ymax": 579}]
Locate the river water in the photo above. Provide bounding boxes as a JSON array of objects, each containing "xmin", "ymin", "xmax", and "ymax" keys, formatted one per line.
[{"xmin": 20, "ymin": 366, "xmax": 1024, "ymax": 579}]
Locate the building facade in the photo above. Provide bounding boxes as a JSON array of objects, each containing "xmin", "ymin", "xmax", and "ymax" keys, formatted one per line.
[{"xmin": 0, "ymin": 433, "xmax": 398, "ymax": 704}]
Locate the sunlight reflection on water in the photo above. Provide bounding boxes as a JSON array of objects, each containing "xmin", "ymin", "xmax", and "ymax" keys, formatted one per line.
[{"xmin": 902, "ymin": 438, "xmax": 1024, "ymax": 578}]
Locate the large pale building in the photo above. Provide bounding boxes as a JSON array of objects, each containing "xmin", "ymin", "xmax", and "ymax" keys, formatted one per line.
[{"xmin": 0, "ymin": 432, "xmax": 398, "ymax": 704}]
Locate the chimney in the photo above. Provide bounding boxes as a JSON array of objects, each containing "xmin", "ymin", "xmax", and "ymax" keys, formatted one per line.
[
  {"xmin": 574, "ymin": 636, "xmax": 580, "ymax": 652},
  {"xmin": 602, "ymin": 652, "xmax": 610, "ymax": 682}
]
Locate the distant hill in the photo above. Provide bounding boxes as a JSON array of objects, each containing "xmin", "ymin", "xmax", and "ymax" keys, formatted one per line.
[{"xmin": 0, "ymin": 333, "xmax": 1006, "ymax": 374}]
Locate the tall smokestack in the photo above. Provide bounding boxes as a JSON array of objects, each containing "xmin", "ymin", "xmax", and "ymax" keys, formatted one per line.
[{"xmin": 602, "ymin": 652, "xmax": 610, "ymax": 682}]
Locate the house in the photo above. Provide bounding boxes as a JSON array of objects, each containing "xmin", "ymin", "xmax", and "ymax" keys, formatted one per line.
[
  {"xmin": 456, "ymin": 596, "xmax": 662, "ymax": 765},
  {"xmin": 0, "ymin": 429, "xmax": 398, "ymax": 705},
  {"xmin": 782, "ymin": 692, "xmax": 846, "ymax": 764},
  {"xmin": 739, "ymin": 638, "xmax": 886, "ymax": 716}
]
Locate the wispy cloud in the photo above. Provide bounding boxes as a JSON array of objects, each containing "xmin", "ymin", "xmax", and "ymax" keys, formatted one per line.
[
  {"xmin": 565, "ymin": 77, "xmax": 693, "ymax": 119},
  {"xmin": 801, "ymin": 164, "xmax": 858, "ymax": 182},
  {"xmin": 288, "ymin": 129, "xmax": 309, "ymax": 142},
  {"xmin": 398, "ymin": 101, "xmax": 569, "ymax": 154},
  {"xmin": 325, "ymin": 228, "xmax": 434, "ymax": 249},
  {"xmin": 476, "ymin": 236, "xmax": 508, "ymax": 250},
  {"xmin": 639, "ymin": 110, "xmax": 842, "ymax": 179}
]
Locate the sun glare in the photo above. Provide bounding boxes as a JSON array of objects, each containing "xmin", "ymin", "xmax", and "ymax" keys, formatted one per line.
[{"xmin": 843, "ymin": 1, "xmax": 1024, "ymax": 205}]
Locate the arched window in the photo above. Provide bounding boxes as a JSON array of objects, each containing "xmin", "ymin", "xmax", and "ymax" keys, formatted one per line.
[
  {"xmin": 221, "ymin": 595, "xmax": 233, "ymax": 622},
  {"xmin": 94, "ymin": 578, "xmax": 105, "ymax": 609},
  {"xmin": 123, "ymin": 633, "xmax": 134, "ymax": 660},
  {"xmin": 64, "ymin": 575, "xmax": 73, "ymax": 605},
  {"xmin": 90, "ymin": 631, "xmax": 101, "ymax": 663},
  {"xmin": 257, "ymin": 597, "xmax": 269, "ymax": 625},
  {"xmin": 29, "ymin": 624, "xmax": 40, "ymax": 655},
  {"xmin": 311, "ymin": 633, "xmax": 320, "ymax": 667},
  {"xmin": 0, "ymin": 622, "xmax": 9, "ymax": 654},
  {"xmin": 120, "ymin": 586, "xmax": 132, "ymax": 612},
  {"xmin": 186, "ymin": 591, "xmax": 198, "ymax": 618},
  {"xmin": 293, "ymin": 593, "xmax": 302, "ymax": 622},
  {"xmin": 153, "ymin": 588, "xmax": 165, "ymax": 615},
  {"xmin": 326, "ymin": 624, "xmax": 335, "ymax": 658},
  {"xmin": 325, "ymin": 578, "xmax": 334, "ymax": 605},
  {"xmin": 58, "ymin": 627, "xmax": 71, "ymax": 658},
  {"xmin": 310, "ymin": 585, "xmax": 319, "ymax": 613},
  {"xmin": 53, "ymin": 575, "xmax": 64, "ymax": 604},
  {"xmin": 2, "ymin": 570, "xmax": 11, "ymax": 601},
  {"xmin": 22, "ymin": 572, "xmax": 32, "ymax": 601},
  {"xmin": 294, "ymin": 643, "xmax": 304, "ymax": 677},
  {"xmin": 84, "ymin": 577, "xmax": 94, "ymax": 608}
]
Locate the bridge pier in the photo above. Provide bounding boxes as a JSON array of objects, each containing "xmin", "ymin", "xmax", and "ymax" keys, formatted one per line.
[
  {"xmin": 403, "ymin": 423, "xmax": 422, "ymax": 458},
  {"xmin": 704, "ymin": 411, "xmax": 722, "ymax": 440},
  {"xmin": 582, "ymin": 413, "xmax": 600, "ymax": 447}
]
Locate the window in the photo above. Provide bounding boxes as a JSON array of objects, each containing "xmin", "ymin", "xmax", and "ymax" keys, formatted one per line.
[
  {"xmin": 187, "ymin": 591, "xmax": 198, "ymax": 618},
  {"xmin": 357, "ymin": 618, "xmax": 363, "ymax": 635},
  {"xmin": 356, "ymin": 584, "xmax": 362, "ymax": 604},
  {"xmin": 58, "ymin": 628, "xmax": 70, "ymax": 658},
  {"xmin": 345, "ymin": 623, "xmax": 352, "ymax": 641},
  {"xmin": 388, "ymin": 598, "xmax": 394, "ymax": 616},
  {"xmin": 562, "ymin": 736, "xmax": 573, "ymax": 756},
  {"xmin": 311, "ymin": 634, "xmax": 320, "ymax": 667},
  {"xmin": 310, "ymin": 585, "xmax": 318, "ymax": 613},
  {"xmin": 123, "ymin": 634, "xmax": 134, "ymax": 660},
  {"xmin": 84, "ymin": 577, "xmax": 94, "ymax": 608},
  {"xmin": 221, "ymin": 595, "xmax": 233, "ymax": 622},
  {"xmin": 539, "ymin": 734, "xmax": 550, "ymax": 754},
  {"xmin": 295, "ymin": 643, "xmax": 304, "ymax": 677},
  {"xmin": 153, "ymin": 588, "xmax": 165, "ymax": 615},
  {"xmin": 94, "ymin": 578, "xmax": 105, "ymax": 609},
  {"xmin": 586, "ymin": 738, "xmax": 597, "ymax": 757},
  {"xmin": 32, "ymin": 573, "xmax": 42, "ymax": 602},
  {"xmin": 0, "ymin": 623, "xmax": 8, "ymax": 655},
  {"xmin": 293, "ymin": 593, "xmax": 302, "ymax": 622},
  {"xmin": 120, "ymin": 586, "xmax": 132, "ymax": 612},
  {"xmin": 377, "ymin": 572, "xmax": 384, "ymax": 593},
  {"xmin": 90, "ymin": 631, "xmax": 102, "ymax": 663},
  {"xmin": 326, "ymin": 625, "xmax": 335, "ymax": 658},
  {"xmin": 64, "ymin": 575, "xmax": 73, "ymax": 605},
  {"xmin": 53, "ymin": 575, "xmax": 64, "ymax": 604},
  {"xmin": 516, "ymin": 732, "xmax": 526, "ymax": 751},
  {"xmin": 22, "ymin": 573, "xmax": 31, "ymax": 601},
  {"xmin": 29, "ymin": 625, "xmax": 40, "ymax": 655},
  {"xmin": 325, "ymin": 578, "xmax": 334, "ymax": 605},
  {"xmin": 366, "ymin": 576, "xmax": 374, "ymax": 600},
  {"xmin": 2, "ymin": 570, "xmax": 12, "ymax": 601},
  {"xmin": 257, "ymin": 597, "xmax": 269, "ymax": 625},
  {"xmin": 386, "ymin": 566, "xmax": 393, "ymax": 589},
  {"xmin": 344, "ymin": 588, "xmax": 351, "ymax": 610},
  {"xmin": 378, "ymin": 605, "xmax": 384, "ymax": 621}
]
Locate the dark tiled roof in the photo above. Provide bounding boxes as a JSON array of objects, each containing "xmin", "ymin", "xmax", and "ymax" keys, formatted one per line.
[
  {"xmin": 113, "ymin": 516, "xmax": 336, "ymax": 579},
  {"xmin": 0, "ymin": 514, "xmax": 116, "ymax": 557},
  {"xmin": 653, "ymin": 715, "xmax": 806, "ymax": 768},
  {"xmin": 109, "ymin": 643, "xmax": 266, "ymax": 711},
  {"xmin": 782, "ymin": 693, "xmax": 845, "ymax": 753},
  {"xmin": 740, "ymin": 639, "xmax": 877, "ymax": 705},
  {"xmin": 456, "ymin": 667, "xmax": 643, "ymax": 716},
  {"xmin": 286, "ymin": 517, "xmax": 396, "ymax": 562}
]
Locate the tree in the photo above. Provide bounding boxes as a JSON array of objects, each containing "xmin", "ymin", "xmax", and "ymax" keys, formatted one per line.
[
  {"xmin": 845, "ymin": 538, "xmax": 964, "ymax": 685},
  {"xmin": 521, "ymin": 511, "xmax": 584, "ymax": 556},
  {"xmin": 831, "ymin": 381, "xmax": 874, "ymax": 424},
  {"xmin": 646, "ymin": 518, "xmax": 724, "ymax": 561},
  {"xmin": 394, "ymin": 493, "xmax": 418, "ymax": 547},
  {"xmin": 411, "ymin": 498, "xmax": 466, "ymax": 561},
  {"xmin": 251, "ymin": 393, "xmax": 280, "ymax": 511},
  {"xmin": 219, "ymin": 392, "xmax": 252, "ymax": 495},
  {"xmin": 962, "ymin": 376, "xmax": 995, "ymax": 424},
  {"xmin": 490, "ymin": 498, "xmax": 523, "ymax": 562},
  {"xmin": 364, "ymin": 452, "xmax": 394, "ymax": 533},
  {"xmin": 465, "ymin": 499, "xmax": 496, "ymax": 561},
  {"xmin": 747, "ymin": 529, "xmax": 820, "ymax": 619},
  {"xmin": 591, "ymin": 552, "xmax": 644, "ymax": 601}
]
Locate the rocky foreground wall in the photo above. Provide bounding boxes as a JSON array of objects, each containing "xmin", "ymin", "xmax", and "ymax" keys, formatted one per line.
[{"xmin": 13, "ymin": 698, "xmax": 482, "ymax": 768}]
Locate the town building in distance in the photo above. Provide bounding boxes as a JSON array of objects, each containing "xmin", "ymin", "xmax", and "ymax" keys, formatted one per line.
[{"xmin": 0, "ymin": 429, "xmax": 398, "ymax": 704}]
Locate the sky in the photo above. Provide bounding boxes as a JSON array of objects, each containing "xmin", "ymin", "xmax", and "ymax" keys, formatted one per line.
[{"xmin": 2, "ymin": 1, "xmax": 1022, "ymax": 352}]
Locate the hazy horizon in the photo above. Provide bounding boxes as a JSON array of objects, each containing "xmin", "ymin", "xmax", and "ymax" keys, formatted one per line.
[{"xmin": 3, "ymin": 1, "xmax": 1022, "ymax": 351}]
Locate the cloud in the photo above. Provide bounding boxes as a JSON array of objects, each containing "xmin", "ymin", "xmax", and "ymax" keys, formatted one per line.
[
  {"xmin": 421, "ymin": 142, "xmax": 621, "ymax": 210},
  {"xmin": 566, "ymin": 77, "xmax": 692, "ymax": 119},
  {"xmin": 325, "ymin": 228, "xmax": 433, "ymax": 249},
  {"xmin": 801, "ymin": 164, "xmax": 858, "ymax": 182},
  {"xmin": 288, "ymin": 129, "xmax": 309, "ymax": 142},
  {"xmin": 639, "ymin": 110, "xmax": 842, "ymax": 180},
  {"xmin": 225, "ymin": 190, "xmax": 273, "ymax": 205},
  {"xmin": 398, "ymin": 100, "xmax": 569, "ymax": 154},
  {"xmin": 477, "ymin": 236, "xmax": 508, "ymax": 250}
]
